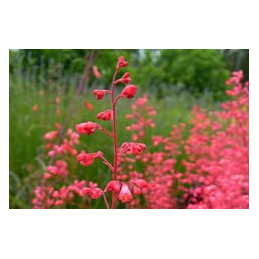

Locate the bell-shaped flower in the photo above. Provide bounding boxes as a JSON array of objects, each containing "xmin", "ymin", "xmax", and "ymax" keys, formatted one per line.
[
  {"xmin": 76, "ymin": 122, "xmax": 101, "ymax": 135},
  {"xmin": 76, "ymin": 151, "xmax": 103, "ymax": 167},
  {"xmin": 93, "ymin": 90, "xmax": 111, "ymax": 100},
  {"xmin": 121, "ymin": 85, "xmax": 137, "ymax": 99},
  {"xmin": 118, "ymin": 183, "xmax": 133, "ymax": 203},
  {"xmin": 97, "ymin": 110, "xmax": 113, "ymax": 121}
]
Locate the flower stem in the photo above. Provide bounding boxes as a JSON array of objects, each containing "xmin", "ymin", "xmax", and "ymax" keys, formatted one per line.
[
  {"xmin": 100, "ymin": 127, "xmax": 114, "ymax": 138},
  {"xmin": 111, "ymin": 67, "xmax": 119, "ymax": 209},
  {"xmin": 99, "ymin": 155, "xmax": 114, "ymax": 172},
  {"xmin": 102, "ymin": 192, "xmax": 110, "ymax": 209}
]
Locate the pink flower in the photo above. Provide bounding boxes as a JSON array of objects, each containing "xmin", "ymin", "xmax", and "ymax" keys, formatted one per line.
[
  {"xmin": 52, "ymin": 191, "xmax": 59, "ymax": 198},
  {"xmin": 121, "ymin": 72, "xmax": 131, "ymax": 83},
  {"xmin": 152, "ymin": 136, "xmax": 164, "ymax": 146},
  {"xmin": 136, "ymin": 97, "xmax": 148, "ymax": 106},
  {"xmin": 93, "ymin": 66, "xmax": 101, "ymax": 79},
  {"xmin": 105, "ymin": 181, "xmax": 122, "ymax": 193},
  {"xmin": 85, "ymin": 102, "xmax": 94, "ymax": 110},
  {"xmin": 76, "ymin": 122, "xmax": 101, "ymax": 135},
  {"xmin": 44, "ymin": 131, "xmax": 58, "ymax": 141},
  {"xmin": 133, "ymin": 186, "xmax": 142, "ymax": 195},
  {"xmin": 81, "ymin": 187, "xmax": 92, "ymax": 195},
  {"xmin": 54, "ymin": 200, "xmax": 64, "ymax": 206},
  {"xmin": 56, "ymin": 160, "xmax": 67, "ymax": 169},
  {"xmin": 119, "ymin": 142, "xmax": 146, "ymax": 155},
  {"xmin": 48, "ymin": 150, "xmax": 55, "ymax": 157},
  {"xmin": 114, "ymin": 72, "xmax": 131, "ymax": 84},
  {"xmin": 81, "ymin": 184, "xmax": 103, "ymax": 199},
  {"xmin": 89, "ymin": 188, "xmax": 103, "ymax": 199},
  {"xmin": 93, "ymin": 90, "xmax": 111, "ymax": 100},
  {"xmin": 130, "ymin": 179, "xmax": 148, "ymax": 189},
  {"xmin": 121, "ymin": 85, "xmax": 137, "ymax": 99},
  {"xmin": 76, "ymin": 151, "xmax": 103, "ymax": 167},
  {"xmin": 97, "ymin": 110, "xmax": 113, "ymax": 121},
  {"xmin": 44, "ymin": 173, "xmax": 52, "ymax": 179},
  {"xmin": 46, "ymin": 161, "xmax": 68, "ymax": 177},
  {"xmin": 129, "ymin": 179, "xmax": 148, "ymax": 196},
  {"xmin": 118, "ymin": 183, "xmax": 133, "ymax": 203},
  {"xmin": 47, "ymin": 165, "xmax": 59, "ymax": 175},
  {"xmin": 67, "ymin": 130, "xmax": 80, "ymax": 144},
  {"xmin": 117, "ymin": 56, "xmax": 128, "ymax": 69}
]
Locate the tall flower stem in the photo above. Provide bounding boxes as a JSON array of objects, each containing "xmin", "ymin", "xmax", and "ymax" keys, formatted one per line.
[
  {"xmin": 111, "ymin": 67, "xmax": 119, "ymax": 209},
  {"xmin": 102, "ymin": 192, "xmax": 110, "ymax": 209}
]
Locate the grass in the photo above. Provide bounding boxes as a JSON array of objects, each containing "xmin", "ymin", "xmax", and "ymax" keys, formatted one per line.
[{"xmin": 9, "ymin": 78, "xmax": 218, "ymax": 208}]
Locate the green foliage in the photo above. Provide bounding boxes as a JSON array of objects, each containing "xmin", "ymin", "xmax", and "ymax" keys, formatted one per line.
[
  {"xmin": 133, "ymin": 49, "xmax": 230, "ymax": 99},
  {"xmin": 10, "ymin": 49, "xmax": 234, "ymax": 100}
]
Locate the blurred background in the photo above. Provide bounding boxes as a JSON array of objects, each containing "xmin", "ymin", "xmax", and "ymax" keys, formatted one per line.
[{"xmin": 9, "ymin": 49, "xmax": 249, "ymax": 208}]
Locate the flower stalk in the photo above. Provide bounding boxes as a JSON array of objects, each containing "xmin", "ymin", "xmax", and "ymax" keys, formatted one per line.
[{"xmin": 74, "ymin": 56, "xmax": 146, "ymax": 209}]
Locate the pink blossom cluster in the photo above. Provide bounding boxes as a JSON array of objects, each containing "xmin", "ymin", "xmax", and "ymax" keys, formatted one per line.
[
  {"xmin": 125, "ymin": 94, "xmax": 156, "ymax": 142},
  {"xmin": 105, "ymin": 178, "xmax": 148, "ymax": 204},
  {"xmin": 34, "ymin": 122, "xmax": 105, "ymax": 208},
  {"xmin": 179, "ymin": 71, "xmax": 249, "ymax": 209},
  {"xmin": 32, "ymin": 66, "xmax": 249, "ymax": 209},
  {"xmin": 32, "ymin": 180, "xmax": 103, "ymax": 209},
  {"xmin": 118, "ymin": 95, "xmax": 178, "ymax": 208},
  {"xmin": 118, "ymin": 71, "xmax": 249, "ymax": 209},
  {"xmin": 44, "ymin": 160, "xmax": 68, "ymax": 179},
  {"xmin": 45, "ymin": 128, "xmax": 80, "ymax": 157},
  {"xmin": 33, "ymin": 56, "xmax": 147, "ymax": 209}
]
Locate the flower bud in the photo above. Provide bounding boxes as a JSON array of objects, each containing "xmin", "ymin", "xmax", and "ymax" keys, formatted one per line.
[
  {"xmin": 44, "ymin": 131, "xmax": 58, "ymax": 141},
  {"xmin": 121, "ymin": 72, "xmax": 131, "ymax": 83},
  {"xmin": 93, "ymin": 90, "xmax": 111, "ymax": 100},
  {"xmin": 105, "ymin": 181, "xmax": 122, "ymax": 193},
  {"xmin": 93, "ymin": 66, "xmax": 101, "ymax": 79},
  {"xmin": 117, "ymin": 56, "xmax": 128, "ymax": 69},
  {"xmin": 76, "ymin": 151, "xmax": 102, "ymax": 167},
  {"xmin": 131, "ymin": 179, "xmax": 148, "ymax": 189},
  {"xmin": 97, "ymin": 110, "xmax": 113, "ymax": 121},
  {"xmin": 121, "ymin": 85, "xmax": 137, "ymax": 99},
  {"xmin": 119, "ymin": 142, "xmax": 146, "ymax": 155},
  {"xmin": 90, "ymin": 188, "xmax": 103, "ymax": 199},
  {"xmin": 76, "ymin": 122, "xmax": 101, "ymax": 135},
  {"xmin": 85, "ymin": 102, "xmax": 94, "ymax": 110}
]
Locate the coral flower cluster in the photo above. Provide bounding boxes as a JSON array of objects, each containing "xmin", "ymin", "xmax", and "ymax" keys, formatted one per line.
[
  {"xmin": 32, "ymin": 180, "xmax": 103, "ymax": 209},
  {"xmin": 180, "ymin": 71, "xmax": 249, "ymax": 209},
  {"xmin": 32, "ymin": 61, "xmax": 249, "ymax": 209},
  {"xmin": 118, "ymin": 70, "xmax": 249, "ymax": 209}
]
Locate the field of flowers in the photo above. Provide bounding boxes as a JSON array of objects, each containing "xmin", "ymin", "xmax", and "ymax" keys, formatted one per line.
[{"xmin": 9, "ymin": 55, "xmax": 249, "ymax": 209}]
